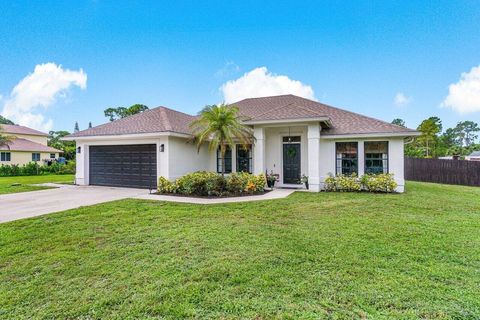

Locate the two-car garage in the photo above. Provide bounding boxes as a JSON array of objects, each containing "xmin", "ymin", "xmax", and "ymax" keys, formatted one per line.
[{"xmin": 89, "ymin": 144, "xmax": 157, "ymax": 189}]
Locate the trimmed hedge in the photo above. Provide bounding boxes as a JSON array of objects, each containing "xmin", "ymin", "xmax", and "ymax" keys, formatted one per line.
[
  {"xmin": 325, "ymin": 173, "xmax": 397, "ymax": 193},
  {"xmin": 158, "ymin": 171, "xmax": 266, "ymax": 197},
  {"xmin": 0, "ymin": 161, "xmax": 75, "ymax": 177}
]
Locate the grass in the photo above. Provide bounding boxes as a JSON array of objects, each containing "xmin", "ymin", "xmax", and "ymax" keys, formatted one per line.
[
  {"xmin": 0, "ymin": 174, "xmax": 75, "ymax": 195},
  {"xmin": 1, "ymin": 181, "xmax": 479, "ymax": 319}
]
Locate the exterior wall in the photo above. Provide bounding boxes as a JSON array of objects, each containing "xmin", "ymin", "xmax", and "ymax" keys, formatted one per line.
[
  {"xmin": 72, "ymin": 132, "xmax": 407, "ymax": 192},
  {"xmin": 11, "ymin": 134, "xmax": 48, "ymax": 145},
  {"xmin": 0, "ymin": 151, "xmax": 58, "ymax": 166},
  {"xmin": 318, "ymin": 137, "xmax": 405, "ymax": 192},
  {"xmin": 74, "ymin": 137, "xmax": 165, "ymax": 185},
  {"xmin": 73, "ymin": 135, "xmax": 216, "ymax": 186},
  {"xmin": 263, "ymin": 126, "xmax": 308, "ymax": 186},
  {"xmin": 167, "ymin": 136, "xmax": 215, "ymax": 180}
]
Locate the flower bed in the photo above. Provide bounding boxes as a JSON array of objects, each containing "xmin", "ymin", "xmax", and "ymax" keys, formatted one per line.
[
  {"xmin": 157, "ymin": 171, "xmax": 266, "ymax": 197},
  {"xmin": 324, "ymin": 173, "xmax": 398, "ymax": 193}
]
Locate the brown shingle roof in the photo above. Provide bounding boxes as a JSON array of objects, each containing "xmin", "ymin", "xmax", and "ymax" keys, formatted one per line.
[
  {"xmin": 69, "ymin": 95, "xmax": 417, "ymax": 138},
  {"xmin": 68, "ymin": 106, "xmax": 197, "ymax": 138},
  {"xmin": 0, "ymin": 138, "xmax": 62, "ymax": 153},
  {"xmin": 232, "ymin": 94, "xmax": 417, "ymax": 136},
  {"xmin": 0, "ymin": 124, "xmax": 49, "ymax": 136}
]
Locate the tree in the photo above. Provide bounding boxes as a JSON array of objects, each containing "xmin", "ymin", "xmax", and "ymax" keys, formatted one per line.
[
  {"xmin": 189, "ymin": 104, "xmax": 255, "ymax": 176},
  {"xmin": 0, "ymin": 115, "xmax": 14, "ymax": 125},
  {"xmin": 417, "ymin": 117, "xmax": 441, "ymax": 157},
  {"xmin": 454, "ymin": 121, "xmax": 479, "ymax": 147},
  {"xmin": 0, "ymin": 125, "xmax": 14, "ymax": 149},
  {"xmin": 48, "ymin": 131, "xmax": 76, "ymax": 160},
  {"xmin": 74, "ymin": 122, "xmax": 80, "ymax": 133},
  {"xmin": 392, "ymin": 118, "xmax": 406, "ymax": 127},
  {"xmin": 104, "ymin": 104, "xmax": 149, "ymax": 121}
]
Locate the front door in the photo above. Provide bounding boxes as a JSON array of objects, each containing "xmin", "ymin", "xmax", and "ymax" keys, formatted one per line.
[{"xmin": 283, "ymin": 143, "xmax": 301, "ymax": 184}]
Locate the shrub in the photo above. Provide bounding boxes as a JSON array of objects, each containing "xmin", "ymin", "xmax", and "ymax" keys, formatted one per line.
[
  {"xmin": 58, "ymin": 161, "xmax": 76, "ymax": 174},
  {"xmin": 324, "ymin": 173, "xmax": 397, "ymax": 193},
  {"xmin": 22, "ymin": 162, "xmax": 40, "ymax": 175},
  {"xmin": 158, "ymin": 176, "xmax": 177, "ymax": 193},
  {"xmin": 324, "ymin": 173, "xmax": 361, "ymax": 192},
  {"xmin": 175, "ymin": 171, "xmax": 226, "ymax": 196},
  {"xmin": 324, "ymin": 174, "xmax": 337, "ymax": 191},
  {"xmin": 41, "ymin": 162, "xmax": 62, "ymax": 174},
  {"xmin": 226, "ymin": 172, "xmax": 247, "ymax": 193},
  {"xmin": 361, "ymin": 173, "xmax": 397, "ymax": 193},
  {"xmin": 158, "ymin": 171, "xmax": 265, "ymax": 196},
  {"xmin": 0, "ymin": 161, "xmax": 75, "ymax": 176},
  {"xmin": 250, "ymin": 173, "xmax": 266, "ymax": 192},
  {"xmin": 337, "ymin": 173, "xmax": 362, "ymax": 192}
]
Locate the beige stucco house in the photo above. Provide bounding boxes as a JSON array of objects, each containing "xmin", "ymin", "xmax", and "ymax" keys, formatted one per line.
[{"xmin": 0, "ymin": 124, "xmax": 62, "ymax": 166}]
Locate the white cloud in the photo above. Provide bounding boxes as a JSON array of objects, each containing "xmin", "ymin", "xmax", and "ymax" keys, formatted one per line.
[
  {"xmin": 394, "ymin": 92, "xmax": 411, "ymax": 107},
  {"xmin": 441, "ymin": 65, "xmax": 480, "ymax": 114},
  {"xmin": 220, "ymin": 67, "xmax": 316, "ymax": 103},
  {"xmin": 1, "ymin": 63, "xmax": 87, "ymax": 131}
]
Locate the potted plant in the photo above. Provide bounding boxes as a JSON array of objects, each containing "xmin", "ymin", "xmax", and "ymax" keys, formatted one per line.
[
  {"xmin": 266, "ymin": 171, "xmax": 277, "ymax": 188},
  {"xmin": 301, "ymin": 174, "xmax": 309, "ymax": 190}
]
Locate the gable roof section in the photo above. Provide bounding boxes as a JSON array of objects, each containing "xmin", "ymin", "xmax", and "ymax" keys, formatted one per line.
[
  {"xmin": 68, "ymin": 95, "xmax": 416, "ymax": 139},
  {"xmin": 0, "ymin": 124, "xmax": 49, "ymax": 136},
  {"xmin": 231, "ymin": 94, "xmax": 416, "ymax": 136},
  {"xmin": 0, "ymin": 138, "xmax": 62, "ymax": 153},
  {"xmin": 68, "ymin": 106, "xmax": 197, "ymax": 138}
]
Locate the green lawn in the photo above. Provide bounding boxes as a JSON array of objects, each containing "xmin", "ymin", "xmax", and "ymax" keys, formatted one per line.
[
  {"xmin": 1, "ymin": 182, "xmax": 479, "ymax": 319},
  {"xmin": 0, "ymin": 174, "xmax": 75, "ymax": 195}
]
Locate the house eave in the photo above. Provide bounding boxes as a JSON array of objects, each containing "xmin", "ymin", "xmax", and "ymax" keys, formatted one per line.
[
  {"xmin": 243, "ymin": 117, "xmax": 331, "ymax": 125},
  {"xmin": 62, "ymin": 131, "xmax": 192, "ymax": 141},
  {"xmin": 321, "ymin": 131, "xmax": 421, "ymax": 139}
]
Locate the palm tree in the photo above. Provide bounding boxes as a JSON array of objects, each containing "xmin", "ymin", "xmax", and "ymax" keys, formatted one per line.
[{"xmin": 190, "ymin": 104, "xmax": 255, "ymax": 176}]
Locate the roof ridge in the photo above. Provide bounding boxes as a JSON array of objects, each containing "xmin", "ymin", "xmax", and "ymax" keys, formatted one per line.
[
  {"xmin": 154, "ymin": 105, "xmax": 195, "ymax": 118},
  {"xmin": 232, "ymin": 94, "xmax": 295, "ymax": 104},
  {"xmin": 292, "ymin": 95, "xmax": 416, "ymax": 131},
  {"xmin": 0, "ymin": 124, "xmax": 49, "ymax": 136},
  {"xmin": 287, "ymin": 102, "xmax": 326, "ymax": 117},
  {"xmin": 159, "ymin": 107, "xmax": 173, "ymax": 131}
]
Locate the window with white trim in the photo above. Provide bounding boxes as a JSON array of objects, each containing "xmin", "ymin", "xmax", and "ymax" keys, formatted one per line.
[
  {"xmin": 236, "ymin": 144, "xmax": 252, "ymax": 173},
  {"xmin": 1, "ymin": 152, "xmax": 11, "ymax": 162},
  {"xmin": 32, "ymin": 153, "xmax": 40, "ymax": 161},
  {"xmin": 336, "ymin": 142, "xmax": 358, "ymax": 175},
  {"xmin": 365, "ymin": 141, "xmax": 388, "ymax": 174},
  {"xmin": 217, "ymin": 147, "xmax": 232, "ymax": 173}
]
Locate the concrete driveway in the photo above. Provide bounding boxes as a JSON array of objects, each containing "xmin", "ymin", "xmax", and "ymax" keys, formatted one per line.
[{"xmin": 0, "ymin": 184, "xmax": 149, "ymax": 223}]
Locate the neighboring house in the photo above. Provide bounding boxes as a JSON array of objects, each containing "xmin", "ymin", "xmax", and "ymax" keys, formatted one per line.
[
  {"xmin": 466, "ymin": 151, "xmax": 480, "ymax": 161},
  {"xmin": 66, "ymin": 94, "xmax": 419, "ymax": 192},
  {"xmin": 0, "ymin": 124, "xmax": 62, "ymax": 166}
]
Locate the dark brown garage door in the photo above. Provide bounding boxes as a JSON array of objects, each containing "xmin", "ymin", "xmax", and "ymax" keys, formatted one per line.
[{"xmin": 89, "ymin": 144, "xmax": 157, "ymax": 189}]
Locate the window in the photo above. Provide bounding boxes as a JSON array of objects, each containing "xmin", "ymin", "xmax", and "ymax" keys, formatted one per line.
[
  {"xmin": 365, "ymin": 141, "xmax": 388, "ymax": 174},
  {"xmin": 217, "ymin": 146, "xmax": 232, "ymax": 173},
  {"xmin": 32, "ymin": 153, "xmax": 40, "ymax": 161},
  {"xmin": 50, "ymin": 153, "xmax": 56, "ymax": 159},
  {"xmin": 236, "ymin": 145, "xmax": 252, "ymax": 173},
  {"xmin": 1, "ymin": 152, "xmax": 11, "ymax": 162},
  {"xmin": 336, "ymin": 142, "xmax": 358, "ymax": 175}
]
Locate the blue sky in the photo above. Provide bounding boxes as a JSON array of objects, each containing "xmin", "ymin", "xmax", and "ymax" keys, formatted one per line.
[{"xmin": 1, "ymin": 1, "xmax": 480, "ymax": 132}]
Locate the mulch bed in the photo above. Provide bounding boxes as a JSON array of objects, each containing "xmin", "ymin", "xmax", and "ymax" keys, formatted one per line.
[{"xmin": 154, "ymin": 189, "xmax": 272, "ymax": 199}]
